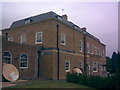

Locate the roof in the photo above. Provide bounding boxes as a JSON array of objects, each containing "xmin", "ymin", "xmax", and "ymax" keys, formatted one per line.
[
  {"xmin": 10, "ymin": 11, "xmax": 58, "ymax": 28},
  {"xmin": 10, "ymin": 11, "xmax": 102, "ymax": 43}
]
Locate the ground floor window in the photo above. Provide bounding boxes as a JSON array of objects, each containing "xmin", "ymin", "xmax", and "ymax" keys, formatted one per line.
[
  {"xmin": 20, "ymin": 53, "xmax": 28, "ymax": 69},
  {"xmin": 93, "ymin": 62, "xmax": 97, "ymax": 72},
  {"xmin": 79, "ymin": 62, "xmax": 82, "ymax": 69},
  {"xmin": 99, "ymin": 65, "xmax": 102, "ymax": 71},
  {"xmin": 103, "ymin": 66, "xmax": 106, "ymax": 71},
  {"xmin": 8, "ymin": 37, "xmax": 13, "ymax": 41},
  {"xmin": 88, "ymin": 65, "xmax": 91, "ymax": 74},
  {"xmin": 65, "ymin": 61, "xmax": 70, "ymax": 72},
  {"xmin": 3, "ymin": 51, "xmax": 12, "ymax": 64}
]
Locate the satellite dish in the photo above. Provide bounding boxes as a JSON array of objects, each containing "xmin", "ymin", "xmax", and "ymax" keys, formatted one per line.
[
  {"xmin": 73, "ymin": 67, "xmax": 82, "ymax": 74},
  {"xmin": 3, "ymin": 64, "xmax": 19, "ymax": 82}
]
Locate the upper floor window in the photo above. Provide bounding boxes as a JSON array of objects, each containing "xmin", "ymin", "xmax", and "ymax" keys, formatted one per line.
[
  {"xmin": 21, "ymin": 34, "xmax": 26, "ymax": 44},
  {"xmin": 87, "ymin": 43, "xmax": 90, "ymax": 53},
  {"xmin": 91, "ymin": 44, "xmax": 94, "ymax": 54},
  {"xmin": 100, "ymin": 49, "xmax": 102, "ymax": 57},
  {"xmin": 25, "ymin": 19, "xmax": 31, "ymax": 24},
  {"xmin": 93, "ymin": 62, "xmax": 97, "ymax": 72},
  {"xmin": 3, "ymin": 51, "xmax": 12, "ymax": 64},
  {"xmin": 98, "ymin": 48, "xmax": 101, "ymax": 56},
  {"xmin": 93, "ymin": 45, "xmax": 95, "ymax": 54},
  {"xmin": 35, "ymin": 32, "xmax": 42, "ymax": 44},
  {"xmin": 79, "ymin": 40, "xmax": 82, "ymax": 52},
  {"xmin": 61, "ymin": 33, "xmax": 66, "ymax": 45},
  {"xmin": 8, "ymin": 37, "xmax": 13, "ymax": 41},
  {"xmin": 97, "ymin": 48, "xmax": 99, "ymax": 55},
  {"xmin": 73, "ymin": 25, "xmax": 79, "ymax": 30},
  {"xmin": 57, "ymin": 16, "xmax": 63, "ymax": 21},
  {"xmin": 65, "ymin": 61, "xmax": 70, "ymax": 72},
  {"xmin": 103, "ymin": 50, "xmax": 105, "ymax": 57},
  {"xmin": 20, "ymin": 53, "xmax": 28, "ymax": 69},
  {"xmin": 95, "ymin": 46, "xmax": 97, "ymax": 55}
]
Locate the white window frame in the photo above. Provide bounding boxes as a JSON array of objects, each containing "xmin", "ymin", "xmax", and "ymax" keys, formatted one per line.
[
  {"xmin": 8, "ymin": 37, "xmax": 13, "ymax": 41},
  {"xmin": 95, "ymin": 46, "xmax": 97, "ymax": 55},
  {"xmin": 35, "ymin": 32, "xmax": 42, "ymax": 44},
  {"xmin": 91, "ymin": 45, "xmax": 93, "ymax": 54},
  {"xmin": 25, "ymin": 19, "xmax": 31, "ymax": 24},
  {"xmin": 20, "ymin": 53, "xmax": 28, "ymax": 69},
  {"xmin": 98, "ymin": 48, "xmax": 100, "ymax": 56},
  {"xmin": 65, "ymin": 61, "xmax": 70, "ymax": 72},
  {"xmin": 100, "ymin": 49, "xmax": 103, "ymax": 57},
  {"xmin": 93, "ymin": 62, "xmax": 97, "ymax": 72},
  {"xmin": 20, "ymin": 34, "xmax": 26, "ymax": 44},
  {"xmin": 79, "ymin": 40, "xmax": 82, "ymax": 52},
  {"xmin": 57, "ymin": 16, "xmax": 63, "ymax": 21},
  {"xmin": 91, "ymin": 44, "xmax": 94, "ymax": 54},
  {"xmin": 61, "ymin": 33, "xmax": 66, "ymax": 45},
  {"xmin": 100, "ymin": 65, "xmax": 102, "ymax": 71},
  {"xmin": 93, "ymin": 45, "xmax": 95, "ymax": 54},
  {"xmin": 3, "ymin": 51, "xmax": 12, "ymax": 64},
  {"xmin": 103, "ymin": 50, "xmax": 105, "ymax": 57},
  {"xmin": 87, "ymin": 43, "xmax": 90, "ymax": 53},
  {"xmin": 99, "ymin": 48, "xmax": 101, "ymax": 56},
  {"xmin": 88, "ymin": 65, "xmax": 91, "ymax": 74}
]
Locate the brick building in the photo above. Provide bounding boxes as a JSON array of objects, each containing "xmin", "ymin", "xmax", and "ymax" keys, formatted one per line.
[{"xmin": 1, "ymin": 11, "xmax": 107, "ymax": 80}]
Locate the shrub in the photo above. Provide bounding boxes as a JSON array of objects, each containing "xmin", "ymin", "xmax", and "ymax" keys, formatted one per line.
[
  {"xmin": 66, "ymin": 73, "xmax": 120, "ymax": 89},
  {"xmin": 78, "ymin": 74, "xmax": 88, "ymax": 85}
]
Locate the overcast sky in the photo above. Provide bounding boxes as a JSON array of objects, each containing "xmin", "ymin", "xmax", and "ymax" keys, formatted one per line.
[{"xmin": 1, "ymin": 0, "xmax": 118, "ymax": 57}]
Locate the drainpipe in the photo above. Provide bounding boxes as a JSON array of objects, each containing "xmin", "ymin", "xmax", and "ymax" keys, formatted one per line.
[
  {"xmin": 37, "ymin": 50, "xmax": 40, "ymax": 78},
  {"xmin": 82, "ymin": 27, "xmax": 87, "ymax": 74},
  {"xmin": 37, "ymin": 46, "xmax": 44, "ymax": 78},
  {"xmin": 57, "ymin": 24, "xmax": 60, "ymax": 80}
]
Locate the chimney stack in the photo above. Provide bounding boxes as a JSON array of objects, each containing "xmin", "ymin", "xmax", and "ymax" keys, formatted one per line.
[
  {"xmin": 62, "ymin": 14, "xmax": 68, "ymax": 20},
  {"xmin": 81, "ymin": 27, "xmax": 86, "ymax": 31}
]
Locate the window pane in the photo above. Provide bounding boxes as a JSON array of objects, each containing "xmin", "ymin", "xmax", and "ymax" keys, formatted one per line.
[
  {"xmin": 36, "ymin": 32, "xmax": 42, "ymax": 43},
  {"xmin": 79, "ymin": 62, "xmax": 82, "ymax": 68},
  {"xmin": 3, "ymin": 52, "xmax": 12, "ymax": 64},
  {"xmin": 79, "ymin": 40, "xmax": 82, "ymax": 52},
  {"xmin": 20, "ymin": 54, "xmax": 28, "ymax": 68},
  {"xmin": 21, "ymin": 34, "xmax": 26, "ymax": 44},
  {"xmin": 25, "ymin": 19, "xmax": 31, "ymax": 24},
  {"xmin": 87, "ymin": 43, "xmax": 90, "ymax": 53},
  {"xmin": 61, "ymin": 33, "xmax": 66, "ymax": 45},
  {"xmin": 65, "ymin": 61, "xmax": 70, "ymax": 72},
  {"xmin": 8, "ymin": 37, "xmax": 13, "ymax": 41},
  {"xmin": 93, "ymin": 62, "xmax": 97, "ymax": 72}
]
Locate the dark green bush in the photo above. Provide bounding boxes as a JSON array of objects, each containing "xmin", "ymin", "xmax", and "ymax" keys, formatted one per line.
[
  {"xmin": 66, "ymin": 73, "xmax": 120, "ymax": 89},
  {"xmin": 78, "ymin": 74, "xmax": 88, "ymax": 85},
  {"xmin": 66, "ymin": 72, "xmax": 79, "ymax": 83},
  {"xmin": 88, "ymin": 75, "xmax": 101, "ymax": 88}
]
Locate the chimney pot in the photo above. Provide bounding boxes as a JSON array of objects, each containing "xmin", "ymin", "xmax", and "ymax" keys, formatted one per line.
[{"xmin": 62, "ymin": 14, "xmax": 68, "ymax": 20}]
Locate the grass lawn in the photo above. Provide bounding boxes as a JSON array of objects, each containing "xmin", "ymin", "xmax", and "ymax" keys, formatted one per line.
[{"xmin": 9, "ymin": 80, "xmax": 97, "ymax": 89}]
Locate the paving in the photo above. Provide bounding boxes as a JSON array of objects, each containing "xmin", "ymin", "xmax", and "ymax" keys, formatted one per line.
[{"xmin": 0, "ymin": 80, "xmax": 30, "ymax": 88}]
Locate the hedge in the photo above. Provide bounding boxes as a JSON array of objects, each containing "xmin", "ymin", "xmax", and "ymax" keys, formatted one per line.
[{"xmin": 66, "ymin": 73, "xmax": 120, "ymax": 89}]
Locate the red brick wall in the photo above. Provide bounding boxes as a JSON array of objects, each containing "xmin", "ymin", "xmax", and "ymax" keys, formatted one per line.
[
  {"xmin": 2, "ymin": 18, "xmax": 107, "ymax": 80},
  {"xmin": 2, "ymin": 39, "xmax": 38, "ymax": 79}
]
